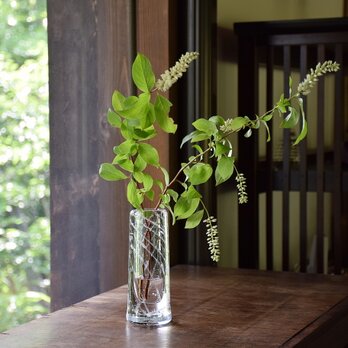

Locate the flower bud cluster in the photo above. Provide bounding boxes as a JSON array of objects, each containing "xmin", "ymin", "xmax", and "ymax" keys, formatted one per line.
[
  {"xmin": 155, "ymin": 52, "xmax": 199, "ymax": 92},
  {"xmin": 236, "ymin": 173, "xmax": 248, "ymax": 204},
  {"xmin": 297, "ymin": 61, "xmax": 340, "ymax": 96},
  {"xmin": 203, "ymin": 216, "xmax": 220, "ymax": 262},
  {"xmin": 220, "ymin": 118, "xmax": 234, "ymax": 133}
]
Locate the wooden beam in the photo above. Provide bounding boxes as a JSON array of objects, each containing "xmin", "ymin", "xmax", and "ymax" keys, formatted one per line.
[
  {"xmin": 135, "ymin": 0, "xmax": 174, "ymax": 195},
  {"xmin": 135, "ymin": 0, "xmax": 180, "ymax": 264}
]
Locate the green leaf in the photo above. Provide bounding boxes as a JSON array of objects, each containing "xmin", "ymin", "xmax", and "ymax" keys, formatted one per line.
[
  {"xmin": 127, "ymin": 180, "xmax": 142, "ymax": 209},
  {"xmin": 140, "ymin": 103, "xmax": 156, "ymax": 129},
  {"xmin": 134, "ymin": 155, "xmax": 147, "ymax": 172},
  {"xmin": 154, "ymin": 179, "xmax": 164, "ymax": 191},
  {"xmin": 111, "ymin": 90, "xmax": 126, "ymax": 112},
  {"xmin": 209, "ymin": 115, "xmax": 225, "ymax": 127},
  {"xmin": 120, "ymin": 121, "xmax": 134, "ymax": 140},
  {"xmin": 261, "ymin": 120, "xmax": 271, "ymax": 142},
  {"xmin": 183, "ymin": 185, "xmax": 202, "ymax": 199},
  {"xmin": 244, "ymin": 128, "xmax": 252, "ymax": 138},
  {"xmin": 174, "ymin": 196, "xmax": 200, "ymax": 219},
  {"xmin": 161, "ymin": 193, "xmax": 171, "ymax": 205},
  {"xmin": 154, "ymin": 95, "xmax": 177, "ymax": 134},
  {"xmin": 178, "ymin": 181, "xmax": 188, "ymax": 190},
  {"xmin": 293, "ymin": 120, "xmax": 308, "ymax": 145},
  {"xmin": 180, "ymin": 131, "xmax": 196, "ymax": 148},
  {"xmin": 141, "ymin": 173, "xmax": 153, "ymax": 191},
  {"xmin": 112, "ymin": 154, "xmax": 134, "ymax": 172},
  {"xmin": 118, "ymin": 93, "xmax": 150, "ymax": 120},
  {"xmin": 114, "ymin": 140, "xmax": 136, "ymax": 155},
  {"xmin": 107, "ymin": 108, "xmax": 122, "ymax": 128},
  {"xmin": 133, "ymin": 172, "xmax": 153, "ymax": 191},
  {"xmin": 251, "ymin": 118, "xmax": 260, "ymax": 129},
  {"xmin": 215, "ymin": 142, "xmax": 231, "ymax": 156},
  {"xmin": 182, "ymin": 162, "xmax": 190, "ymax": 179},
  {"xmin": 215, "ymin": 156, "xmax": 234, "ymax": 185},
  {"xmin": 191, "ymin": 131, "xmax": 211, "ymax": 143},
  {"xmin": 145, "ymin": 190, "xmax": 155, "ymax": 201},
  {"xmin": 193, "ymin": 144, "xmax": 204, "ymax": 154},
  {"xmin": 166, "ymin": 205, "xmax": 176, "ymax": 225},
  {"xmin": 124, "ymin": 96, "xmax": 138, "ymax": 108},
  {"xmin": 227, "ymin": 117, "xmax": 248, "ymax": 131},
  {"xmin": 185, "ymin": 209, "xmax": 204, "ymax": 229},
  {"xmin": 281, "ymin": 106, "xmax": 299, "ymax": 128},
  {"xmin": 119, "ymin": 160, "xmax": 134, "ymax": 172},
  {"xmin": 132, "ymin": 53, "xmax": 155, "ymax": 92},
  {"xmin": 133, "ymin": 171, "xmax": 143, "ymax": 183},
  {"xmin": 192, "ymin": 118, "xmax": 217, "ymax": 136},
  {"xmin": 133, "ymin": 126, "xmax": 157, "ymax": 140},
  {"xmin": 138, "ymin": 143, "xmax": 159, "ymax": 166},
  {"xmin": 294, "ymin": 98, "xmax": 308, "ymax": 145},
  {"xmin": 167, "ymin": 189, "xmax": 179, "ymax": 202},
  {"xmin": 187, "ymin": 163, "xmax": 213, "ymax": 185},
  {"xmin": 289, "ymin": 76, "xmax": 293, "ymax": 95},
  {"xmin": 262, "ymin": 112, "xmax": 273, "ymax": 122},
  {"xmin": 99, "ymin": 163, "xmax": 128, "ymax": 181},
  {"xmin": 276, "ymin": 94, "xmax": 290, "ymax": 113},
  {"xmin": 160, "ymin": 166, "xmax": 170, "ymax": 185},
  {"xmin": 244, "ymin": 128, "xmax": 253, "ymax": 138}
]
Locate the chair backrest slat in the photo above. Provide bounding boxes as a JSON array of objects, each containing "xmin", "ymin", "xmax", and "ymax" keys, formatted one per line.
[
  {"xmin": 333, "ymin": 44, "xmax": 344, "ymax": 274},
  {"xmin": 299, "ymin": 44, "xmax": 308, "ymax": 273},
  {"xmin": 282, "ymin": 45, "xmax": 291, "ymax": 271},
  {"xmin": 266, "ymin": 46, "xmax": 274, "ymax": 270},
  {"xmin": 316, "ymin": 44, "xmax": 326, "ymax": 273}
]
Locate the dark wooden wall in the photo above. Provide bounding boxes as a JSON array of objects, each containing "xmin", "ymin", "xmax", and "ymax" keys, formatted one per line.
[{"xmin": 48, "ymin": 0, "xmax": 134, "ymax": 311}]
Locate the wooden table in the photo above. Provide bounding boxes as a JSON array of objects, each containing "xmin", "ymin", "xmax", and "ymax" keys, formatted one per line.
[{"xmin": 1, "ymin": 265, "xmax": 348, "ymax": 347}]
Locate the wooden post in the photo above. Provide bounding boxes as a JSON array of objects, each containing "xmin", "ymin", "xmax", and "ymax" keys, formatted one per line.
[
  {"xmin": 236, "ymin": 34, "xmax": 259, "ymax": 269},
  {"xmin": 135, "ymin": 0, "xmax": 174, "ymax": 193},
  {"xmin": 176, "ymin": 0, "xmax": 217, "ymax": 265}
]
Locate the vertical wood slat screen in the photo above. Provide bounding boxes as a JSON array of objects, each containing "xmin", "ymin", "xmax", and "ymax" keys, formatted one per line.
[
  {"xmin": 235, "ymin": 18, "xmax": 347, "ymax": 274},
  {"xmin": 282, "ymin": 46, "xmax": 291, "ymax": 271},
  {"xmin": 266, "ymin": 47, "xmax": 274, "ymax": 270},
  {"xmin": 334, "ymin": 44, "xmax": 344, "ymax": 274},
  {"xmin": 299, "ymin": 45, "xmax": 308, "ymax": 273},
  {"xmin": 316, "ymin": 44, "xmax": 325, "ymax": 273}
]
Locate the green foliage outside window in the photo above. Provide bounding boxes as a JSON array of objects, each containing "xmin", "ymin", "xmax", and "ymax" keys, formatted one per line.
[{"xmin": 0, "ymin": 0, "xmax": 49, "ymax": 332}]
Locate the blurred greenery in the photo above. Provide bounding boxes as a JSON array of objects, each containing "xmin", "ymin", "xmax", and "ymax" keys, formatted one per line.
[{"xmin": 0, "ymin": 0, "xmax": 49, "ymax": 332}]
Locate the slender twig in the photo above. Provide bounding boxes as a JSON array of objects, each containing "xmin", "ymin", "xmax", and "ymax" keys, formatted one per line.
[{"xmin": 154, "ymin": 145, "xmax": 213, "ymax": 209}]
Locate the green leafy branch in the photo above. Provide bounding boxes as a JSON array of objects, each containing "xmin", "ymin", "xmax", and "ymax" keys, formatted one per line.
[{"xmin": 99, "ymin": 53, "xmax": 339, "ymax": 263}]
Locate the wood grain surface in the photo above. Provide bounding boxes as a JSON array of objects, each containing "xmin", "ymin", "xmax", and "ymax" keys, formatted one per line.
[
  {"xmin": 1, "ymin": 265, "xmax": 348, "ymax": 347},
  {"xmin": 48, "ymin": 0, "xmax": 133, "ymax": 311}
]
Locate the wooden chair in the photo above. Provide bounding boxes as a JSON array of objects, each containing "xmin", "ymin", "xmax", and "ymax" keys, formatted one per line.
[{"xmin": 234, "ymin": 18, "xmax": 348, "ymax": 274}]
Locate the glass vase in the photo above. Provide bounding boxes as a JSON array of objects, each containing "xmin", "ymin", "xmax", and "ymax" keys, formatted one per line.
[{"xmin": 126, "ymin": 208, "xmax": 172, "ymax": 326}]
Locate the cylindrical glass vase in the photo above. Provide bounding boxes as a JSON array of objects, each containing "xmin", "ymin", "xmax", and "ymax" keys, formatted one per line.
[{"xmin": 126, "ymin": 208, "xmax": 172, "ymax": 326}]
